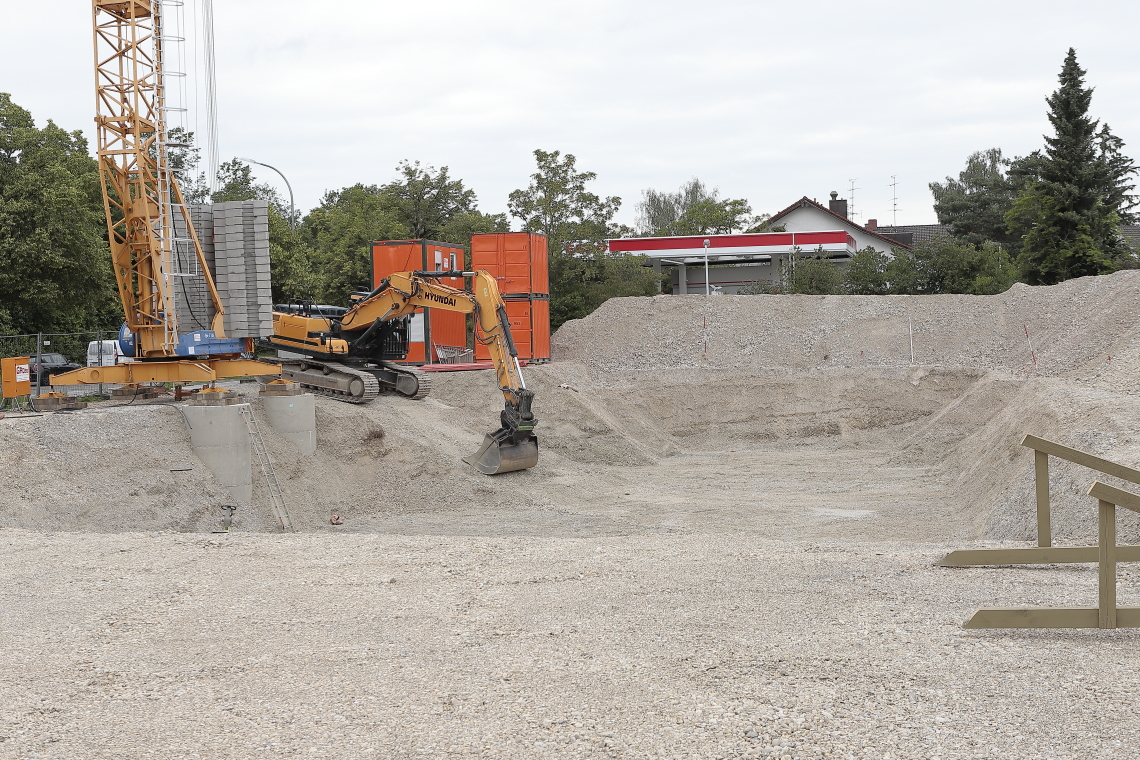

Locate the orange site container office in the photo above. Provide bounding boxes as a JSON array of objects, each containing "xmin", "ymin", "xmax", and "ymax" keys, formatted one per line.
[
  {"xmin": 470, "ymin": 232, "xmax": 551, "ymax": 363},
  {"xmin": 371, "ymin": 239, "xmax": 466, "ymax": 364},
  {"xmin": 470, "ymin": 233, "xmax": 549, "ymax": 296},
  {"xmin": 474, "ymin": 297, "xmax": 550, "ymax": 363}
]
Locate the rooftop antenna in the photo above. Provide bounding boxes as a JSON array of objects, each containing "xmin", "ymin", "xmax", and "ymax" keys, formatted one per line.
[
  {"xmin": 890, "ymin": 175, "xmax": 899, "ymax": 227},
  {"xmin": 847, "ymin": 178, "xmax": 860, "ymax": 222}
]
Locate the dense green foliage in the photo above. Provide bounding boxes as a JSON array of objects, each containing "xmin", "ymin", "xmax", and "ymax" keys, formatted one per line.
[
  {"xmin": 0, "ymin": 94, "xmax": 119, "ymax": 336},
  {"xmin": 509, "ymin": 150, "xmax": 661, "ymax": 328},
  {"xmin": 635, "ymin": 179, "xmax": 756, "ymax": 236},
  {"xmin": 207, "ymin": 161, "xmax": 507, "ymax": 305},
  {"xmin": 929, "ymin": 149, "xmax": 1024, "ymax": 251},
  {"xmin": 883, "ymin": 239, "xmax": 1018, "ymax": 295},
  {"xmin": 784, "ymin": 248, "xmax": 844, "ymax": 295},
  {"xmin": 932, "ymin": 50, "xmax": 1138, "ymax": 288},
  {"xmin": 1012, "ymin": 49, "xmax": 1138, "ymax": 283}
]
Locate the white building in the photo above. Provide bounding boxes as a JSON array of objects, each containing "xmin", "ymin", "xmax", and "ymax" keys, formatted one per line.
[
  {"xmin": 767, "ymin": 193, "xmax": 914, "ymax": 255},
  {"xmin": 608, "ymin": 192, "xmax": 914, "ymax": 294}
]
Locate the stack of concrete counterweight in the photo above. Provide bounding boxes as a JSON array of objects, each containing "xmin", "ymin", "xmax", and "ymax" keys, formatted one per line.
[{"xmin": 172, "ymin": 200, "xmax": 273, "ymax": 339}]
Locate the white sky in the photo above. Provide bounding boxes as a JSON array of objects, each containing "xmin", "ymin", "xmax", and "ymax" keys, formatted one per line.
[{"xmin": 4, "ymin": 1, "xmax": 1139, "ymax": 229}]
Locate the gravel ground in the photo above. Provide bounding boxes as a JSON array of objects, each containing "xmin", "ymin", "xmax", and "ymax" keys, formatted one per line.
[
  {"xmin": 2, "ymin": 530, "xmax": 1139, "ymax": 760},
  {"xmin": 5, "ymin": 273, "xmax": 1140, "ymax": 758}
]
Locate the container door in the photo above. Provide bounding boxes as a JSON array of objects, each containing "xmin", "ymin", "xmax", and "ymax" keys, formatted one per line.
[
  {"xmin": 500, "ymin": 234, "xmax": 532, "ymax": 295},
  {"xmin": 530, "ymin": 234, "xmax": 549, "ymax": 295},
  {"xmin": 531, "ymin": 298, "xmax": 550, "ymax": 360}
]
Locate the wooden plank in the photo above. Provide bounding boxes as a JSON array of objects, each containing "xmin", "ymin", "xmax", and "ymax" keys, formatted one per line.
[
  {"xmin": 1100, "ymin": 499, "xmax": 1117, "ymax": 629},
  {"xmin": 937, "ymin": 545, "xmax": 1140, "ymax": 566},
  {"xmin": 1022, "ymin": 434, "xmax": 1140, "ymax": 484},
  {"xmin": 1088, "ymin": 481, "xmax": 1140, "ymax": 514},
  {"xmin": 964, "ymin": 607, "xmax": 1100, "ymax": 628},
  {"xmin": 964, "ymin": 607, "xmax": 1140, "ymax": 629},
  {"xmin": 1034, "ymin": 450, "xmax": 1051, "ymax": 547}
]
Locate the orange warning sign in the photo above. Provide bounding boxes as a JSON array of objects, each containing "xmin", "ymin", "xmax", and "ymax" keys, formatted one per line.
[{"xmin": 2, "ymin": 356, "xmax": 31, "ymax": 398}]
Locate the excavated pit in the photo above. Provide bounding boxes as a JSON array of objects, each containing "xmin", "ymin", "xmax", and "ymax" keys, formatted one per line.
[{"xmin": 4, "ymin": 271, "xmax": 1140, "ymax": 544}]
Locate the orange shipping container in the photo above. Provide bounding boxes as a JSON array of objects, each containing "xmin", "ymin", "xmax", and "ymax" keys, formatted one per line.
[
  {"xmin": 371, "ymin": 239, "xmax": 467, "ymax": 364},
  {"xmin": 475, "ymin": 297, "xmax": 550, "ymax": 362},
  {"xmin": 470, "ymin": 233, "xmax": 549, "ymax": 296}
]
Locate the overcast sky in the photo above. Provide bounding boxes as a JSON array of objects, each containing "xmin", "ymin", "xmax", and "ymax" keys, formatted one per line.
[{"xmin": 4, "ymin": 1, "xmax": 1139, "ymax": 230}]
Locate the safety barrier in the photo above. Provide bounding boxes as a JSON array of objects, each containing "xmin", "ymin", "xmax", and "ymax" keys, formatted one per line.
[
  {"xmin": 964, "ymin": 481, "xmax": 1140, "ymax": 629},
  {"xmin": 938, "ymin": 434, "xmax": 1140, "ymax": 566}
]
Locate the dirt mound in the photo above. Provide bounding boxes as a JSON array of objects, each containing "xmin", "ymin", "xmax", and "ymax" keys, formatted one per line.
[
  {"xmin": 552, "ymin": 269, "xmax": 1140, "ymax": 385},
  {"xmin": 5, "ymin": 271, "xmax": 1140, "ymax": 543}
]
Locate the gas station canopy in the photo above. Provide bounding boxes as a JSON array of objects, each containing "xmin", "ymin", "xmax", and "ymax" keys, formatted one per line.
[{"xmin": 608, "ymin": 230, "xmax": 857, "ymax": 264}]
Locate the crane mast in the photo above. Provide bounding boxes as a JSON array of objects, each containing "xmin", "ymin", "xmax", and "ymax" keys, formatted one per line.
[
  {"xmin": 92, "ymin": 0, "xmax": 224, "ymax": 357},
  {"xmin": 49, "ymin": 2, "xmax": 276, "ymax": 386}
]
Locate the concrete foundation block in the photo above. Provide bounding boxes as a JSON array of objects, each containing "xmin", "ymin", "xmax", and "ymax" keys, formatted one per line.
[
  {"xmin": 261, "ymin": 393, "xmax": 316, "ymax": 455},
  {"xmin": 183, "ymin": 404, "xmax": 252, "ymax": 503}
]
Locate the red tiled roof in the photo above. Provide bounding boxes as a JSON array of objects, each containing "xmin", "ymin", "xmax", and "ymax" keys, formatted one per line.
[{"xmin": 767, "ymin": 197, "xmax": 914, "ymax": 250}]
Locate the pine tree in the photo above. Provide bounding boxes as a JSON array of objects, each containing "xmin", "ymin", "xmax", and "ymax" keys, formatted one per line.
[{"xmin": 1012, "ymin": 49, "xmax": 1138, "ymax": 284}]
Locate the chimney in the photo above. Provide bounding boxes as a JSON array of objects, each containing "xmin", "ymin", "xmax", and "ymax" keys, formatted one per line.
[
  {"xmin": 828, "ymin": 190, "xmax": 847, "ymax": 219},
  {"xmin": 866, "ymin": 218, "xmax": 878, "ymax": 231}
]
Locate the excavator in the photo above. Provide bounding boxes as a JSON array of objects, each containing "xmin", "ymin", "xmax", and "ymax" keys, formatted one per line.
[{"xmin": 267, "ymin": 270, "xmax": 539, "ymax": 474}]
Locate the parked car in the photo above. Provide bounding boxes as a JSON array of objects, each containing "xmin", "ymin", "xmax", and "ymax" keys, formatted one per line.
[
  {"xmin": 30, "ymin": 352, "xmax": 82, "ymax": 384},
  {"xmin": 87, "ymin": 340, "xmax": 128, "ymax": 367}
]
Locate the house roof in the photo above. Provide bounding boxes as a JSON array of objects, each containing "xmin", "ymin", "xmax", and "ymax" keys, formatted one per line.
[
  {"xmin": 1122, "ymin": 225, "xmax": 1140, "ymax": 250},
  {"xmin": 767, "ymin": 196, "xmax": 914, "ymax": 251},
  {"xmin": 874, "ymin": 224, "xmax": 952, "ymax": 247}
]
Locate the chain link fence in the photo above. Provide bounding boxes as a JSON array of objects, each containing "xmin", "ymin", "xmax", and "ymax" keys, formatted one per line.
[{"xmin": 0, "ymin": 330, "xmax": 122, "ymax": 398}]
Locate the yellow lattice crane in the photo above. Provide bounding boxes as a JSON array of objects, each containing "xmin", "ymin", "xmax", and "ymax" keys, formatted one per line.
[{"xmin": 52, "ymin": 0, "xmax": 276, "ymax": 386}]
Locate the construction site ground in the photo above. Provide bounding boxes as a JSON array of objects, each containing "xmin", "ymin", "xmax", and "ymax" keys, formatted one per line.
[{"xmin": 4, "ymin": 271, "xmax": 1140, "ymax": 759}]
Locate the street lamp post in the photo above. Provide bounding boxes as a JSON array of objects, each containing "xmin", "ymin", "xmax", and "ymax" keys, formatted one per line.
[
  {"xmin": 237, "ymin": 157, "xmax": 295, "ymax": 228},
  {"xmin": 703, "ymin": 238, "xmax": 711, "ymax": 296}
]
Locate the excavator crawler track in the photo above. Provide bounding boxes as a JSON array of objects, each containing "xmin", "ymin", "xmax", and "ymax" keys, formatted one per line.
[
  {"xmin": 271, "ymin": 358, "xmax": 430, "ymax": 403},
  {"xmin": 277, "ymin": 359, "xmax": 381, "ymax": 404},
  {"xmin": 380, "ymin": 360, "xmax": 432, "ymax": 400}
]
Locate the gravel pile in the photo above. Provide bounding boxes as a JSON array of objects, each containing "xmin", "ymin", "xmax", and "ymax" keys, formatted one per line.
[
  {"xmin": 4, "ymin": 272, "xmax": 1140, "ymax": 758},
  {"xmin": 552, "ymin": 270, "xmax": 1140, "ymax": 385},
  {"xmin": 2, "ymin": 530, "xmax": 1138, "ymax": 759}
]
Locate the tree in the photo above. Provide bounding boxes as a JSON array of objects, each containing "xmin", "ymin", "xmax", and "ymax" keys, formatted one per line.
[
  {"xmin": 918, "ymin": 238, "xmax": 1018, "ymax": 295},
  {"xmin": 212, "ymin": 159, "xmax": 283, "ymax": 208},
  {"xmin": 635, "ymin": 178, "xmax": 755, "ymax": 235},
  {"xmin": 783, "ymin": 247, "xmax": 843, "ymax": 295},
  {"xmin": 508, "ymin": 149, "xmax": 620, "ymax": 251},
  {"xmin": 929, "ymin": 149, "xmax": 1022, "ymax": 249},
  {"xmin": 1011, "ymin": 49, "xmax": 1138, "ymax": 284},
  {"xmin": 843, "ymin": 246, "xmax": 891, "ymax": 295},
  {"xmin": 0, "ymin": 93, "xmax": 118, "ymax": 335},
  {"xmin": 380, "ymin": 161, "xmax": 479, "ymax": 240},
  {"xmin": 164, "ymin": 126, "xmax": 210, "ymax": 204},
  {"xmin": 509, "ymin": 149, "xmax": 659, "ymax": 328},
  {"xmin": 300, "ymin": 184, "xmax": 408, "ymax": 303}
]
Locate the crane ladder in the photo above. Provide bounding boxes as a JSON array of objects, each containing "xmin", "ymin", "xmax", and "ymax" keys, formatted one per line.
[{"xmin": 239, "ymin": 404, "xmax": 294, "ymax": 532}]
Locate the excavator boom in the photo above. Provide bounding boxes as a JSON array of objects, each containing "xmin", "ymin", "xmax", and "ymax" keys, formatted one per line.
[
  {"xmin": 267, "ymin": 269, "xmax": 538, "ymax": 474},
  {"xmin": 348, "ymin": 270, "xmax": 538, "ymax": 474}
]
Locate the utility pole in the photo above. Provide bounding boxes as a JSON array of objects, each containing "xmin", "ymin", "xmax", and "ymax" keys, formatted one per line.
[{"xmin": 890, "ymin": 175, "xmax": 899, "ymax": 227}]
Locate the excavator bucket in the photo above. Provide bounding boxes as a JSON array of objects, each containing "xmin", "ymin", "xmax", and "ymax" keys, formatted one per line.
[{"xmin": 464, "ymin": 431, "xmax": 539, "ymax": 475}]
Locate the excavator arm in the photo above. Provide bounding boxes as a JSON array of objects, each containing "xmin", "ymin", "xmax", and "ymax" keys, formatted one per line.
[{"xmin": 341, "ymin": 270, "xmax": 538, "ymax": 474}]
